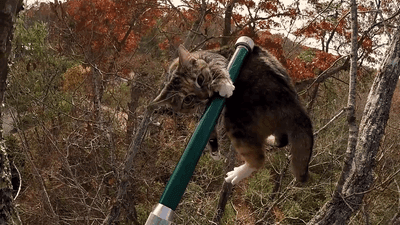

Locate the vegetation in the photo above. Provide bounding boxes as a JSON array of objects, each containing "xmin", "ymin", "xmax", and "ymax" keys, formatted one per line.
[{"xmin": 1, "ymin": 0, "xmax": 400, "ymax": 224}]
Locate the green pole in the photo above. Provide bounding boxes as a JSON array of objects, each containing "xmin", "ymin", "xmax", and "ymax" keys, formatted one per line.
[{"xmin": 145, "ymin": 36, "xmax": 254, "ymax": 225}]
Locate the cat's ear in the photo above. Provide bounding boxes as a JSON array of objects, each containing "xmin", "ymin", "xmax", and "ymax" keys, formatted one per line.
[{"xmin": 178, "ymin": 45, "xmax": 195, "ymax": 68}]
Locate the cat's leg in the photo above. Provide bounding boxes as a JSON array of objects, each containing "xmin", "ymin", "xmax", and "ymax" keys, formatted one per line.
[
  {"xmin": 208, "ymin": 127, "xmax": 221, "ymax": 160},
  {"xmin": 225, "ymin": 142, "xmax": 264, "ymax": 185},
  {"xmin": 288, "ymin": 126, "xmax": 313, "ymax": 183},
  {"xmin": 212, "ymin": 69, "xmax": 235, "ymax": 98},
  {"xmin": 225, "ymin": 162, "xmax": 256, "ymax": 185}
]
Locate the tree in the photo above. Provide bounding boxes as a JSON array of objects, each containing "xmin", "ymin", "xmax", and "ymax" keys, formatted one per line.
[
  {"xmin": 294, "ymin": 0, "xmax": 400, "ymax": 63},
  {"xmin": 51, "ymin": 3, "xmax": 162, "ymax": 222},
  {"xmin": 6, "ymin": 0, "xmax": 400, "ymax": 223},
  {"xmin": 53, "ymin": 0, "xmax": 160, "ymax": 123},
  {"xmin": 0, "ymin": 0, "xmax": 23, "ymax": 224},
  {"xmin": 309, "ymin": 25, "xmax": 400, "ymax": 225}
]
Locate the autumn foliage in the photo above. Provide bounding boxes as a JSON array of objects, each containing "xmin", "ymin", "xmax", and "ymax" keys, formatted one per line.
[
  {"xmin": 255, "ymin": 30, "xmax": 340, "ymax": 81},
  {"xmin": 10, "ymin": 0, "xmax": 400, "ymax": 224},
  {"xmin": 66, "ymin": 0, "xmax": 160, "ymax": 53}
]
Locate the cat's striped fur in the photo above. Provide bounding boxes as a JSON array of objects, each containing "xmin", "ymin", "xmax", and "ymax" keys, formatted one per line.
[{"xmin": 152, "ymin": 45, "xmax": 313, "ymax": 185}]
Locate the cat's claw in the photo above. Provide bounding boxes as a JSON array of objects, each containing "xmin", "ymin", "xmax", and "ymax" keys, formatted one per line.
[
  {"xmin": 219, "ymin": 81, "xmax": 235, "ymax": 98},
  {"xmin": 225, "ymin": 163, "xmax": 256, "ymax": 185}
]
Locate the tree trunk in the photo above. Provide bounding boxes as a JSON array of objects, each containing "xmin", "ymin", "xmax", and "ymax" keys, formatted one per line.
[
  {"xmin": 103, "ymin": 108, "xmax": 154, "ymax": 225},
  {"xmin": 335, "ymin": 0, "xmax": 359, "ymax": 199},
  {"xmin": 0, "ymin": 142, "xmax": 21, "ymax": 225},
  {"xmin": 308, "ymin": 26, "xmax": 400, "ymax": 225},
  {"xmin": 0, "ymin": 0, "xmax": 22, "ymax": 224},
  {"xmin": 221, "ymin": 0, "xmax": 237, "ymax": 47},
  {"xmin": 126, "ymin": 79, "xmax": 140, "ymax": 145},
  {"xmin": 91, "ymin": 66, "xmax": 103, "ymax": 125},
  {"xmin": 182, "ymin": 0, "xmax": 209, "ymax": 50}
]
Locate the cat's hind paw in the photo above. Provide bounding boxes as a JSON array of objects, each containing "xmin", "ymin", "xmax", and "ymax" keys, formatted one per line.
[
  {"xmin": 218, "ymin": 81, "xmax": 235, "ymax": 98},
  {"xmin": 225, "ymin": 163, "xmax": 256, "ymax": 185}
]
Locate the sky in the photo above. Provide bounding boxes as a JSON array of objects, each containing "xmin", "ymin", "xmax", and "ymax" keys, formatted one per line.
[
  {"xmin": 26, "ymin": 0, "xmax": 47, "ymax": 6},
  {"xmin": 23, "ymin": 0, "xmax": 390, "ymax": 68},
  {"xmin": 24, "ymin": 0, "xmax": 308, "ymax": 34},
  {"xmin": 26, "ymin": 0, "xmax": 303, "ymax": 7},
  {"xmin": 24, "ymin": 0, "xmax": 320, "ymax": 49}
]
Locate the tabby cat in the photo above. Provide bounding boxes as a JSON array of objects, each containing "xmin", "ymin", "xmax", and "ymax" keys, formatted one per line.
[{"xmin": 151, "ymin": 44, "xmax": 313, "ymax": 185}]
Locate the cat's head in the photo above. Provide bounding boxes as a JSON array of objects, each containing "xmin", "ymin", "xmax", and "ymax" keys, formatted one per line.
[{"xmin": 150, "ymin": 45, "xmax": 214, "ymax": 113}]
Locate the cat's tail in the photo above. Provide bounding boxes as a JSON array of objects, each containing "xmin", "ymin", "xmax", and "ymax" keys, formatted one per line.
[{"xmin": 288, "ymin": 116, "xmax": 313, "ymax": 183}]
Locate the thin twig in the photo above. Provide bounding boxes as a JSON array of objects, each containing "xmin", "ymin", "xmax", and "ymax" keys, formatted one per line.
[
  {"xmin": 256, "ymin": 180, "xmax": 295, "ymax": 224},
  {"xmin": 212, "ymin": 145, "xmax": 236, "ymax": 224},
  {"xmin": 12, "ymin": 161, "xmax": 22, "ymax": 201},
  {"xmin": 314, "ymin": 107, "xmax": 348, "ymax": 137}
]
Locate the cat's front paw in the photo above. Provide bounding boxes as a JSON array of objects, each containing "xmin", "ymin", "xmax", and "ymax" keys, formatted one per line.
[
  {"xmin": 225, "ymin": 163, "xmax": 256, "ymax": 185},
  {"xmin": 219, "ymin": 81, "xmax": 235, "ymax": 98}
]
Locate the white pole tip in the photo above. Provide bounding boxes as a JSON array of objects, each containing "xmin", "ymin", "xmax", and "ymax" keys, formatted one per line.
[{"xmin": 235, "ymin": 36, "xmax": 255, "ymax": 52}]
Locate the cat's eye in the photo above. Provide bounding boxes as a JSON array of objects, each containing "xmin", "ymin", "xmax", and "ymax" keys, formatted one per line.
[
  {"xmin": 183, "ymin": 95, "xmax": 195, "ymax": 105},
  {"xmin": 197, "ymin": 75, "xmax": 205, "ymax": 87}
]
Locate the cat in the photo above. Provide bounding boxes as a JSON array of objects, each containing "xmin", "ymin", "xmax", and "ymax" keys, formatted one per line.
[{"xmin": 151, "ymin": 44, "xmax": 313, "ymax": 185}]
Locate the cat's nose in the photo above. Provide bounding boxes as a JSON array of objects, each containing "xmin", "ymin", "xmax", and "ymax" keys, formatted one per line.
[
  {"xmin": 194, "ymin": 86, "xmax": 209, "ymax": 99},
  {"xmin": 194, "ymin": 86, "xmax": 203, "ymax": 95}
]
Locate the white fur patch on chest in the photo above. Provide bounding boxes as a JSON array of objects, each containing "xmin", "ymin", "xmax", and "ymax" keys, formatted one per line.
[{"xmin": 266, "ymin": 135, "xmax": 277, "ymax": 145}]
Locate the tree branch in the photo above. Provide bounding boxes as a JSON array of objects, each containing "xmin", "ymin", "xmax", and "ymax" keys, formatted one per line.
[
  {"xmin": 313, "ymin": 107, "xmax": 348, "ymax": 137},
  {"xmin": 303, "ymin": 55, "xmax": 350, "ymax": 93},
  {"xmin": 325, "ymin": 11, "xmax": 350, "ymax": 52}
]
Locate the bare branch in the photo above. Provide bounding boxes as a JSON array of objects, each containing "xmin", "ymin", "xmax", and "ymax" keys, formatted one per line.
[
  {"xmin": 103, "ymin": 107, "xmax": 154, "ymax": 225},
  {"xmin": 313, "ymin": 107, "xmax": 348, "ymax": 137}
]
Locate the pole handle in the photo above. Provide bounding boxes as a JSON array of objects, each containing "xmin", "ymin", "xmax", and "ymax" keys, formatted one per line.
[{"xmin": 145, "ymin": 37, "xmax": 254, "ymax": 225}]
